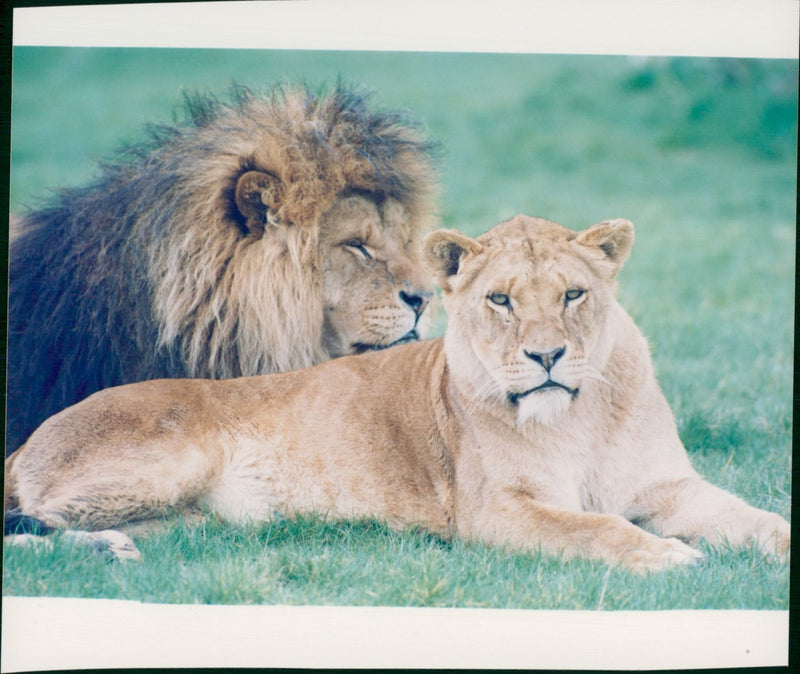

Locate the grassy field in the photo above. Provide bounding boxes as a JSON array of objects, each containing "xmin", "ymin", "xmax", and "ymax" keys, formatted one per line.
[{"xmin": 4, "ymin": 48, "xmax": 796, "ymax": 609}]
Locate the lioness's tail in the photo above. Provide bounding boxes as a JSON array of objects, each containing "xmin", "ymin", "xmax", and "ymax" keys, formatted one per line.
[{"xmin": 4, "ymin": 508, "xmax": 55, "ymax": 536}]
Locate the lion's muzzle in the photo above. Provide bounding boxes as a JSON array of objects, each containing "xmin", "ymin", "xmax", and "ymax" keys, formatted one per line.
[{"xmin": 352, "ymin": 329, "xmax": 420, "ymax": 354}]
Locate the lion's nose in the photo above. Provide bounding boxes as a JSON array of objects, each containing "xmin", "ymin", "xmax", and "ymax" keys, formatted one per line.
[
  {"xmin": 523, "ymin": 346, "xmax": 566, "ymax": 372},
  {"xmin": 399, "ymin": 290, "xmax": 432, "ymax": 319}
]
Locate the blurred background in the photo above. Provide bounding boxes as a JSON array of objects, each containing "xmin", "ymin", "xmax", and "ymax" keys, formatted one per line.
[
  {"xmin": 10, "ymin": 50, "xmax": 797, "ymax": 231},
  {"xmin": 8, "ymin": 48, "xmax": 797, "ymax": 487}
]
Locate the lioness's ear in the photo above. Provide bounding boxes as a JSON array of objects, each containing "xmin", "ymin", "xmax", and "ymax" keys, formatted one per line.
[
  {"xmin": 234, "ymin": 170, "xmax": 283, "ymax": 234},
  {"xmin": 576, "ymin": 218, "xmax": 634, "ymax": 276},
  {"xmin": 423, "ymin": 229, "xmax": 483, "ymax": 292}
]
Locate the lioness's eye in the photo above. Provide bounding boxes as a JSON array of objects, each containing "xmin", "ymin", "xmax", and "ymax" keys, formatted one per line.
[
  {"xmin": 488, "ymin": 292, "xmax": 511, "ymax": 308},
  {"xmin": 565, "ymin": 288, "xmax": 585, "ymax": 302},
  {"xmin": 343, "ymin": 239, "xmax": 372, "ymax": 260}
]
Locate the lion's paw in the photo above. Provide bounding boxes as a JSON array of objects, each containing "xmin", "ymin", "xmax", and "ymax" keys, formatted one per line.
[{"xmin": 619, "ymin": 536, "xmax": 703, "ymax": 574}]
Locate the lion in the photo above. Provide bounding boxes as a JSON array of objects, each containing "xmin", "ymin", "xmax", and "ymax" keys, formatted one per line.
[
  {"xmin": 4, "ymin": 215, "xmax": 790, "ymax": 571},
  {"xmin": 6, "ymin": 82, "xmax": 437, "ymax": 454}
]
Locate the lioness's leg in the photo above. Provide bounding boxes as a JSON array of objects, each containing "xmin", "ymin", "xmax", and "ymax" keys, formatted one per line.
[
  {"xmin": 629, "ymin": 477, "xmax": 790, "ymax": 557},
  {"xmin": 6, "ymin": 448, "xmax": 215, "ymax": 561},
  {"xmin": 9, "ymin": 434, "xmax": 218, "ymax": 535},
  {"xmin": 470, "ymin": 488, "xmax": 702, "ymax": 573}
]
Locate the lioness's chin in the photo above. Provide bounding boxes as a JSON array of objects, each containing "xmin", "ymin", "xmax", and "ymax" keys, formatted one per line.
[
  {"xmin": 514, "ymin": 389, "xmax": 575, "ymax": 426},
  {"xmin": 351, "ymin": 330, "xmax": 420, "ymax": 354}
]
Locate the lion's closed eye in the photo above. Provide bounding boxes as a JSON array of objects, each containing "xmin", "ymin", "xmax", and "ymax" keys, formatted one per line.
[{"xmin": 343, "ymin": 239, "xmax": 374, "ymax": 260}]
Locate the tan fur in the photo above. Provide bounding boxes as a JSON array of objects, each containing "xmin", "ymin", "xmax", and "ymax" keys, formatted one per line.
[{"xmin": 5, "ymin": 215, "xmax": 789, "ymax": 571}]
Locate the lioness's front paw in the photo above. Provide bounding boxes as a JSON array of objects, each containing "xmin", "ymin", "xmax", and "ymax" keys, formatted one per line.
[
  {"xmin": 620, "ymin": 536, "xmax": 703, "ymax": 573},
  {"xmin": 752, "ymin": 514, "xmax": 790, "ymax": 559}
]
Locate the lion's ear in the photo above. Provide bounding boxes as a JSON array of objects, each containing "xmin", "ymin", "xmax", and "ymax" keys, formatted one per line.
[
  {"xmin": 234, "ymin": 170, "xmax": 282, "ymax": 234},
  {"xmin": 576, "ymin": 218, "xmax": 634, "ymax": 276},
  {"xmin": 424, "ymin": 229, "xmax": 483, "ymax": 292}
]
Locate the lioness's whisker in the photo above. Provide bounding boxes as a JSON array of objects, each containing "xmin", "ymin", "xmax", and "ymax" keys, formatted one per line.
[
  {"xmin": 583, "ymin": 368, "xmax": 615, "ymax": 390},
  {"xmin": 464, "ymin": 379, "xmax": 502, "ymax": 416}
]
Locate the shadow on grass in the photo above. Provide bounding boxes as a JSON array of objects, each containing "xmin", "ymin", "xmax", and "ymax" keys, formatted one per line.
[{"xmin": 679, "ymin": 411, "xmax": 751, "ymax": 455}]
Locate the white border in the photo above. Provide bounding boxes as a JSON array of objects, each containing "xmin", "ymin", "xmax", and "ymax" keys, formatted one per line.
[
  {"xmin": 0, "ymin": 598, "xmax": 790, "ymax": 671},
  {"xmin": 12, "ymin": 0, "xmax": 800, "ymax": 58},
  {"xmin": 5, "ymin": 1, "xmax": 795, "ymax": 671}
]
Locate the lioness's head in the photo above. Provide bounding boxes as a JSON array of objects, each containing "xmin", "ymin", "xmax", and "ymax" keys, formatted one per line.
[{"xmin": 425, "ymin": 215, "xmax": 634, "ymax": 425}]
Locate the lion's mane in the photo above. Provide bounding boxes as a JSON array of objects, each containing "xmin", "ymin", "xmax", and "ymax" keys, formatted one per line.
[{"xmin": 7, "ymin": 83, "xmax": 438, "ymax": 453}]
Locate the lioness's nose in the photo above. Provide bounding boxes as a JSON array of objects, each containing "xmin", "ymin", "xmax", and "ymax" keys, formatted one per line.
[
  {"xmin": 400, "ymin": 290, "xmax": 432, "ymax": 319},
  {"xmin": 524, "ymin": 346, "xmax": 566, "ymax": 372}
]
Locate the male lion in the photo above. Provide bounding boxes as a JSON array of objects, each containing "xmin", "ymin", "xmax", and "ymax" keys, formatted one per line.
[
  {"xmin": 4, "ymin": 216, "xmax": 790, "ymax": 571},
  {"xmin": 6, "ymin": 83, "xmax": 437, "ymax": 454}
]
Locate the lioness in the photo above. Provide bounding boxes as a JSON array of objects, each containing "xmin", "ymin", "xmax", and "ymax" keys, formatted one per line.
[{"xmin": 4, "ymin": 215, "xmax": 790, "ymax": 571}]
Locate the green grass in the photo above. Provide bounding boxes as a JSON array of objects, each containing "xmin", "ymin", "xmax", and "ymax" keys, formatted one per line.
[
  {"xmin": 2, "ymin": 516, "xmax": 790, "ymax": 609},
  {"xmin": 4, "ymin": 49, "xmax": 796, "ymax": 609}
]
